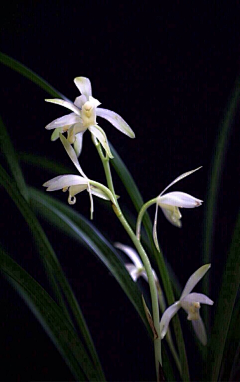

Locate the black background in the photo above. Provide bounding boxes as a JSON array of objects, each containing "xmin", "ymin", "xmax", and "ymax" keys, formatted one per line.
[{"xmin": 1, "ymin": 1, "xmax": 240, "ymax": 381}]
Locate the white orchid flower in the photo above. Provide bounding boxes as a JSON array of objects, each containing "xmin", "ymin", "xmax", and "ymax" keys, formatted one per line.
[
  {"xmin": 153, "ymin": 167, "xmax": 203, "ymax": 250},
  {"xmin": 114, "ymin": 242, "xmax": 158, "ymax": 282},
  {"xmin": 160, "ymin": 264, "xmax": 213, "ymax": 345},
  {"xmin": 43, "ymin": 134, "xmax": 113, "ymax": 219},
  {"xmin": 45, "ymin": 77, "xmax": 135, "ymax": 157},
  {"xmin": 43, "ymin": 174, "xmax": 110, "ymax": 205}
]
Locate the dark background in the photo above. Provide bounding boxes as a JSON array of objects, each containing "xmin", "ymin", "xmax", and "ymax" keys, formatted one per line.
[{"xmin": 1, "ymin": 1, "xmax": 240, "ymax": 381}]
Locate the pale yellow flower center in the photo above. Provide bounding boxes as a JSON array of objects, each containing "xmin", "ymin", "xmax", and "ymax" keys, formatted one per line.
[
  {"xmin": 187, "ymin": 302, "xmax": 200, "ymax": 321},
  {"xmin": 82, "ymin": 101, "xmax": 97, "ymax": 127}
]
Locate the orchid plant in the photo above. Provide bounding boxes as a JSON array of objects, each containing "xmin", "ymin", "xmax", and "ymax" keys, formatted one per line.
[{"xmin": 1, "ymin": 53, "xmax": 239, "ymax": 382}]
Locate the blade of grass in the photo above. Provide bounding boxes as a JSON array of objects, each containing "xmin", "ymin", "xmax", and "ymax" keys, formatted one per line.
[
  {"xmin": 208, "ymin": 212, "xmax": 240, "ymax": 381},
  {"xmin": 0, "ymin": 165, "xmax": 105, "ymax": 381},
  {"xmin": 0, "ymin": 52, "xmax": 68, "ymax": 100},
  {"xmin": 0, "ymin": 246, "xmax": 99, "ymax": 381}
]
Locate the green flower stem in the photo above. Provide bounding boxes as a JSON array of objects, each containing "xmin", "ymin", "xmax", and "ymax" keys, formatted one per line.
[
  {"xmin": 136, "ymin": 198, "xmax": 158, "ymax": 239},
  {"xmin": 94, "ymin": 141, "xmax": 162, "ymax": 379},
  {"xmin": 117, "ymin": 212, "xmax": 162, "ymax": 373},
  {"xmin": 94, "ymin": 141, "xmax": 116, "ymax": 196}
]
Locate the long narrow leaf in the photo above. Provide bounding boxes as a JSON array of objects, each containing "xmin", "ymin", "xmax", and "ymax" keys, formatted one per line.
[
  {"xmin": 0, "ymin": 52, "xmax": 67, "ymax": 100},
  {"xmin": 203, "ymin": 74, "xmax": 240, "ymax": 285},
  {"xmin": 219, "ymin": 296, "xmax": 240, "ymax": 381},
  {"xmin": 29, "ymin": 186, "xmax": 150, "ymax": 334},
  {"xmin": 0, "ymin": 116, "xmax": 29, "ymax": 200},
  {"xmin": 0, "ymin": 116, "xmax": 72, "ymax": 320},
  {"xmin": 208, "ymin": 212, "xmax": 240, "ymax": 381},
  {"xmin": 0, "ymin": 246, "xmax": 99, "ymax": 381},
  {"xmin": 0, "ymin": 165, "xmax": 105, "ymax": 381}
]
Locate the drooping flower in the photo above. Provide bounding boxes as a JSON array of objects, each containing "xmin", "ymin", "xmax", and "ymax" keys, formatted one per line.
[
  {"xmin": 114, "ymin": 242, "xmax": 158, "ymax": 282},
  {"xmin": 43, "ymin": 134, "xmax": 113, "ymax": 219},
  {"xmin": 45, "ymin": 77, "xmax": 135, "ymax": 157},
  {"xmin": 160, "ymin": 264, "xmax": 213, "ymax": 345},
  {"xmin": 43, "ymin": 173, "xmax": 110, "ymax": 204},
  {"xmin": 153, "ymin": 167, "xmax": 203, "ymax": 250}
]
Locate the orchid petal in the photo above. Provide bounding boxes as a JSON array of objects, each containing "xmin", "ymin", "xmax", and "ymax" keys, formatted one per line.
[
  {"xmin": 115, "ymin": 243, "xmax": 143, "ymax": 268},
  {"xmin": 45, "ymin": 99, "xmax": 81, "ymax": 115},
  {"xmin": 73, "ymin": 132, "xmax": 84, "ymax": 157},
  {"xmin": 160, "ymin": 302, "xmax": 181, "ymax": 339},
  {"xmin": 125, "ymin": 264, "xmax": 141, "ymax": 282},
  {"xmin": 88, "ymin": 125, "xmax": 113, "ymax": 158},
  {"xmin": 191, "ymin": 317, "xmax": 207, "ymax": 345},
  {"xmin": 43, "ymin": 174, "xmax": 88, "ymax": 191},
  {"xmin": 181, "ymin": 264, "xmax": 211, "ymax": 299},
  {"xmin": 74, "ymin": 77, "xmax": 92, "ymax": 98},
  {"xmin": 158, "ymin": 192, "xmax": 203, "ymax": 208},
  {"xmin": 89, "ymin": 96, "xmax": 101, "ymax": 108},
  {"xmin": 51, "ymin": 127, "xmax": 64, "ymax": 141},
  {"xmin": 69, "ymin": 184, "xmax": 89, "ymax": 197},
  {"xmin": 159, "ymin": 167, "xmax": 202, "ymax": 196},
  {"xmin": 45, "ymin": 113, "xmax": 81, "ymax": 130},
  {"xmin": 160, "ymin": 205, "xmax": 182, "ymax": 227},
  {"xmin": 74, "ymin": 94, "xmax": 87, "ymax": 108},
  {"xmin": 181, "ymin": 292, "xmax": 214, "ymax": 306},
  {"xmin": 60, "ymin": 134, "xmax": 88, "ymax": 178},
  {"xmin": 96, "ymin": 108, "xmax": 135, "ymax": 138}
]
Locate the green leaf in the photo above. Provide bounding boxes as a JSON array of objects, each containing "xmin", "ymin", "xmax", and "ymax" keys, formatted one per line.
[
  {"xmin": 203, "ymin": 74, "xmax": 240, "ymax": 289},
  {"xmin": 0, "ymin": 52, "xmax": 68, "ymax": 100},
  {"xmin": 0, "ymin": 116, "xmax": 29, "ymax": 201},
  {"xmin": 208, "ymin": 212, "xmax": 240, "ymax": 381},
  {"xmin": 0, "ymin": 246, "xmax": 99, "ymax": 381},
  {"xmin": 219, "ymin": 296, "xmax": 240, "ymax": 381},
  {"xmin": 19, "ymin": 151, "xmax": 72, "ymax": 175},
  {"xmin": 29, "ymin": 186, "xmax": 151, "ymax": 335},
  {"xmin": 0, "ymin": 165, "xmax": 105, "ymax": 381}
]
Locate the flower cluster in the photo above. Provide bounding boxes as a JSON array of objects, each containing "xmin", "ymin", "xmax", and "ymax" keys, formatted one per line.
[{"xmin": 43, "ymin": 75, "xmax": 213, "ymax": 355}]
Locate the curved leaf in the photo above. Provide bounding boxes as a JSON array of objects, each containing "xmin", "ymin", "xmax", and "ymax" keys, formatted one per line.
[
  {"xmin": 0, "ymin": 52, "xmax": 67, "ymax": 100},
  {"xmin": 0, "ymin": 165, "xmax": 105, "ymax": 381},
  {"xmin": 203, "ymin": 74, "xmax": 240, "ymax": 290},
  {"xmin": 0, "ymin": 116, "xmax": 28, "ymax": 201},
  {"xmin": 0, "ymin": 246, "xmax": 98, "ymax": 381},
  {"xmin": 208, "ymin": 212, "xmax": 240, "ymax": 381},
  {"xmin": 29, "ymin": 186, "xmax": 151, "ymax": 336}
]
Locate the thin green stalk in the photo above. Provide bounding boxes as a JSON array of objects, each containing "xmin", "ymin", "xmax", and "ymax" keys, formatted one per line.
[
  {"xmin": 94, "ymin": 142, "xmax": 162, "ymax": 380},
  {"xmin": 118, "ymin": 212, "xmax": 162, "ymax": 374},
  {"xmin": 136, "ymin": 198, "xmax": 158, "ymax": 239}
]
